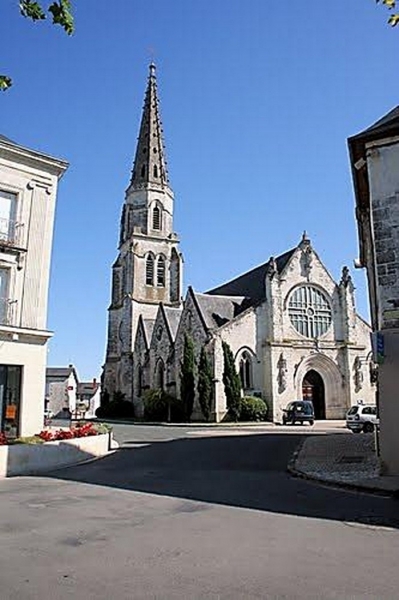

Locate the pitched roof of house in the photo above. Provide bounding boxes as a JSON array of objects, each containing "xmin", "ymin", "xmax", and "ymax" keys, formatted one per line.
[
  {"xmin": 206, "ymin": 248, "xmax": 296, "ymax": 303},
  {"xmin": 193, "ymin": 292, "xmax": 251, "ymax": 330},
  {"xmin": 46, "ymin": 366, "xmax": 76, "ymax": 379},
  {"xmin": 77, "ymin": 382, "xmax": 98, "ymax": 396},
  {"xmin": 163, "ymin": 306, "xmax": 183, "ymax": 340},
  {"xmin": 349, "ymin": 106, "xmax": 399, "ymax": 142}
]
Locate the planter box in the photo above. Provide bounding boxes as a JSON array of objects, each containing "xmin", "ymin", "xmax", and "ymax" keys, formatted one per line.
[{"xmin": 0, "ymin": 433, "xmax": 113, "ymax": 477}]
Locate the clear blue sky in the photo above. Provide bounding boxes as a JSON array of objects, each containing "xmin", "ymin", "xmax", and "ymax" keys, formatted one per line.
[{"xmin": 2, "ymin": 1, "xmax": 398, "ymax": 379}]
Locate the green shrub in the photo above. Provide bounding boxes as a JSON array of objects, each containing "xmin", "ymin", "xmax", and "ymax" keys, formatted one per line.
[
  {"xmin": 180, "ymin": 334, "xmax": 196, "ymax": 421},
  {"xmin": 95, "ymin": 405, "xmax": 106, "ymax": 418},
  {"xmin": 93, "ymin": 422, "xmax": 112, "ymax": 434},
  {"xmin": 12, "ymin": 435, "xmax": 44, "ymax": 445},
  {"xmin": 95, "ymin": 399, "xmax": 134, "ymax": 419},
  {"xmin": 222, "ymin": 341, "xmax": 242, "ymax": 421},
  {"xmin": 143, "ymin": 389, "xmax": 184, "ymax": 422},
  {"xmin": 239, "ymin": 396, "xmax": 268, "ymax": 422},
  {"xmin": 197, "ymin": 346, "xmax": 213, "ymax": 421}
]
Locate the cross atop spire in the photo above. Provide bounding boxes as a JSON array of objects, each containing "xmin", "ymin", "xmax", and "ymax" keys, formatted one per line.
[{"xmin": 130, "ymin": 63, "xmax": 170, "ymax": 190}]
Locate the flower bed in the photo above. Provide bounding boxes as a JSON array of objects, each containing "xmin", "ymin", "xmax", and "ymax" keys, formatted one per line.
[
  {"xmin": 0, "ymin": 422, "xmax": 110, "ymax": 445},
  {"xmin": 0, "ymin": 423, "xmax": 116, "ymax": 478}
]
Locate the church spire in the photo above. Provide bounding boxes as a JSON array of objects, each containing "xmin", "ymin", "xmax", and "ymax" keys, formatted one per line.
[{"xmin": 130, "ymin": 63, "xmax": 170, "ymax": 190}]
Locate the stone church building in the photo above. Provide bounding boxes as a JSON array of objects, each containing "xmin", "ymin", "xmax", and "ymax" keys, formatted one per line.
[{"xmin": 103, "ymin": 64, "xmax": 376, "ymax": 422}]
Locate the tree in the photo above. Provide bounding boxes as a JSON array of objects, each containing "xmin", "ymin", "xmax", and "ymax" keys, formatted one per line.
[
  {"xmin": 180, "ymin": 334, "xmax": 196, "ymax": 421},
  {"xmin": 222, "ymin": 341, "xmax": 242, "ymax": 421},
  {"xmin": 197, "ymin": 346, "xmax": 213, "ymax": 421},
  {"xmin": 377, "ymin": 0, "xmax": 399, "ymax": 26},
  {"xmin": 1, "ymin": 0, "xmax": 75, "ymax": 91}
]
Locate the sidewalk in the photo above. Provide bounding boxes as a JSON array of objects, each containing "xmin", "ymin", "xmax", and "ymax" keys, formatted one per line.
[{"xmin": 289, "ymin": 432, "xmax": 399, "ymax": 496}]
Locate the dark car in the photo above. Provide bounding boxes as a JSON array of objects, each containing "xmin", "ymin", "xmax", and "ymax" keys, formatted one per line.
[{"xmin": 282, "ymin": 400, "xmax": 315, "ymax": 425}]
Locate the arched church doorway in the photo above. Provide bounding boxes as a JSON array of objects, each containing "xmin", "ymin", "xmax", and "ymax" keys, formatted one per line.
[{"xmin": 302, "ymin": 370, "xmax": 325, "ymax": 419}]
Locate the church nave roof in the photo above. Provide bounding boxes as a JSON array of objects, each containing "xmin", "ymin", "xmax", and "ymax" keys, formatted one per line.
[{"xmin": 206, "ymin": 248, "xmax": 296, "ymax": 303}]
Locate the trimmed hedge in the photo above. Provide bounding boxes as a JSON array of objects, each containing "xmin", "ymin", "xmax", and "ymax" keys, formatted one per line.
[
  {"xmin": 239, "ymin": 396, "xmax": 268, "ymax": 422},
  {"xmin": 95, "ymin": 399, "xmax": 135, "ymax": 419}
]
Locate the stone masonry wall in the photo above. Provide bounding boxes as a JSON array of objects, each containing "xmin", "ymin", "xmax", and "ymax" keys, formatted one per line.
[{"xmin": 367, "ymin": 142, "xmax": 399, "ymax": 329}]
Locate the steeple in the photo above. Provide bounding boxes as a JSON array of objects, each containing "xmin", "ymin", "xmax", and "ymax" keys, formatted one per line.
[{"xmin": 130, "ymin": 63, "xmax": 170, "ymax": 190}]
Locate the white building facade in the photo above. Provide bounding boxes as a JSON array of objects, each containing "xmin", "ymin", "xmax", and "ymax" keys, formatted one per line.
[
  {"xmin": 104, "ymin": 65, "xmax": 375, "ymax": 422},
  {"xmin": 0, "ymin": 134, "xmax": 68, "ymax": 437}
]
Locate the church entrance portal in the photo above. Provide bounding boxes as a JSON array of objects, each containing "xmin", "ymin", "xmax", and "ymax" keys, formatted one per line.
[{"xmin": 302, "ymin": 370, "xmax": 325, "ymax": 419}]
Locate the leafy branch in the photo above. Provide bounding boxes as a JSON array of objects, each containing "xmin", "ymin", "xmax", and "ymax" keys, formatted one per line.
[
  {"xmin": 1, "ymin": 0, "xmax": 74, "ymax": 91},
  {"xmin": 376, "ymin": 0, "xmax": 399, "ymax": 26}
]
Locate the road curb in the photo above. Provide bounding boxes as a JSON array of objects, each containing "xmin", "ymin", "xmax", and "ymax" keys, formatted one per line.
[
  {"xmin": 82, "ymin": 418, "xmax": 275, "ymax": 428},
  {"xmin": 287, "ymin": 439, "xmax": 399, "ymax": 498}
]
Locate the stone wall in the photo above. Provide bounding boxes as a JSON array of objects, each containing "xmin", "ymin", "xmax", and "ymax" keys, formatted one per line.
[{"xmin": 367, "ymin": 142, "xmax": 399, "ymax": 330}]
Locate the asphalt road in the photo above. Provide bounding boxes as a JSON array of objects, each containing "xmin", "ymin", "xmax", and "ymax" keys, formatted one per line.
[{"xmin": 0, "ymin": 424, "xmax": 398, "ymax": 599}]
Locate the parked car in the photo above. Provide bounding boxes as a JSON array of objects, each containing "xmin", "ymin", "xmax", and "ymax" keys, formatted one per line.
[
  {"xmin": 282, "ymin": 400, "xmax": 315, "ymax": 426},
  {"xmin": 346, "ymin": 404, "xmax": 378, "ymax": 433}
]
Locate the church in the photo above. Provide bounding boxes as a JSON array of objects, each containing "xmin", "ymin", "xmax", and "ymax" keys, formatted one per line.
[{"xmin": 103, "ymin": 64, "xmax": 376, "ymax": 422}]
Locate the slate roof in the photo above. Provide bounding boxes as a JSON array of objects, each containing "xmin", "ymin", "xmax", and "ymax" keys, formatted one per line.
[
  {"xmin": 349, "ymin": 106, "xmax": 399, "ymax": 142},
  {"xmin": 163, "ymin": 306, "xmax": 182, "ymax": 340},
  {"xmin": 194, "ymin": 292, "xmax": 251, "ymax": 330},
  {"xmin": 46, "ymin": 366, "xmax": 74, "ymax": 379},
  {"xmin": 206, "ymin": 248, "xmax": 296, "ymax": 303}
]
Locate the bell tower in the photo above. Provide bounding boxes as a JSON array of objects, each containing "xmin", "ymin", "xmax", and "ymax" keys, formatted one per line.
[{"xmin": 103, "ymin": 64, "xmax": 184, "ymax": 401}]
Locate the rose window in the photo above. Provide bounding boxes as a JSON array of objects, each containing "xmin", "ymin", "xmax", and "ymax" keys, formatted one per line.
[{"xmin": 288, "ymin": 286, "xmax": 332, "ymax": 338}]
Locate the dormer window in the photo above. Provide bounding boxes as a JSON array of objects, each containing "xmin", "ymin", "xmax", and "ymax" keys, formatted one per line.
[
  {"xmin": 152, "ymin": 205, "xmax": 161, "ymax": 230},
  {"xmin": 146, "ymin": 254, "xmax": 154, "ymax": 285},
  {"xmin": 157, "ymin": 256, "xmax": 165, "ymax": 287}
]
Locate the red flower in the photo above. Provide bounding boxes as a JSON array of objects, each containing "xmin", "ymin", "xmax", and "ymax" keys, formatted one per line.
[
  {"xmin": 36, "ymin": 423, "xmax": 101, "ymax": 442},
  {"xmin": 37, "ymin": 430, "xmax": 54, "ymax": 442}
]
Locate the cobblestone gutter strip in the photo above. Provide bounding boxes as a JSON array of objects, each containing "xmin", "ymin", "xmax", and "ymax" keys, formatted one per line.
[{"xmin": 288, "ymin": 433, "xmax": 399, "ymax": 497}]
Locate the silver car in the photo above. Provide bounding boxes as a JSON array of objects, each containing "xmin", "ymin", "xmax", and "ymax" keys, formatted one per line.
[{"xmin": 346, "ymin": 404, "xmax": 378, "ymax": 433}]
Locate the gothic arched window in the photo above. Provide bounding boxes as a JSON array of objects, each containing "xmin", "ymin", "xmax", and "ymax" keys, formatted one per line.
[
  {"xmin": 146, "ymin": 254, "xmax": 154, "ymax": 285},
  {"xmin": 155, "ymin": 360, "xmax": 165, "ymax": 390},
  {"xmin": 288, "ymin": 285, "xmax": 332, "ymax": 338},
  {"xmin": 170, "ymin": 247, "xmax": 180, "ymax": 303},
  {"xmin": 239, "ymin": 351, "xmax": 253, "ymax": 390},
  {"xmin": 138, "ymin": 365, "xmax": 143, "ymax": 397},
  {"xmin": 152, "ymin": 205, "xmax": 161, "ymax": 230},
  {"xmin": 157, "ymin": 255, "xmax": 165, "ymax": 287},
  {"xmin": 153, "ymin": 164, "xmax": 158, "ymax": 178}
]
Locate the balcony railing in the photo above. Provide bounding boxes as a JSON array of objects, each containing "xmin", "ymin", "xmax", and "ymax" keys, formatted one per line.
[
  {"xmin": 0, "ymin": 218, "xmax": 24, "ymax": 249},
  {"xmin": 0, "ymin": 298, "xmax": 17, "ymax": 326}
]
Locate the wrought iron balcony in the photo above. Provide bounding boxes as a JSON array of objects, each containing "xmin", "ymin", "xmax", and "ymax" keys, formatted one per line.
[
  {"xmin": 0, "ymin": 218, "xmax": 24, "ymax": 249},
  {"xmin": 0, "ymin": 298, "xmax": 17, "ymax": 326}
]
